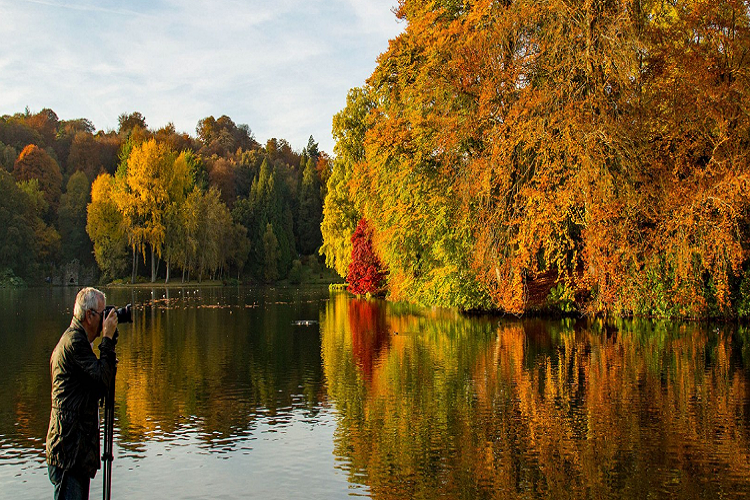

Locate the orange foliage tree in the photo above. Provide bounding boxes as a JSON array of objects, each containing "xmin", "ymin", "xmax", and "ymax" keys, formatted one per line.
[
  {"xmin": 328, "ymin": 0, "xmax": 750, "ymax": 317},
  {"xmin": 13, "ymin": 144, "xmax": 62, "ymax": 214}
]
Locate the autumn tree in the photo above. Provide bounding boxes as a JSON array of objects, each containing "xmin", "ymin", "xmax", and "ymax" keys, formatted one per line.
[
  {"xmin": 197, "ymin": 115, "xmax": 258, "ymax": 156},
  {"xmin": 155, "ymin": 122, "xmax": 196, "ymax": 153},
  {"xmin": 116, "ymin": 139, "xmax": 188, "ymax": 282},
  {"xmin": 66, "ymin": 131, "xmax": 102, "ymax": 181},
  {"xmin": 264, "ymin": 138, "xmax": 300, "ymax": 170},
  {"xmin": 64, "ymin": 130, "xmax": 120, "ymax": 182},
  {"xmin": 347, "ymin": 219, "xmax": 386, "ymax": 295},
  {"xmin": 620, "ymin": 0, "xmax": 750, "ymax": 317},
  {"xmin": 87, "ymin": 174, "xmax": 129, "ymax": 280},
  {"xmin": 333, "ymin": 0, "xmax": 750, "ymax": 316},
  {"xmin": 314, "ymin": 151, "xmax": 329, "ymax": 191},
  {"xmin": 320, "ymin": 87, "xmax": 372, "ymax": 278},
  {"xmin": 53, "ymin": 118, "xmax": 95, "ymax": 169},
  {"xmin": 0, "ymin": 113, "xmax": 42, "ymax": 151},
  {"xmin": 13, "ymin": 144, "xmax": 62, "ymax": 216},
  {"xmin": 0, "ymin": 107, "xmax": 310, "ymax": 285},
  {"xmin": 208, "ymin": 157, "xmax": 236, "ymax": 208},
  {"xmin": 118, "ymin": 112, "xmax": 147, "ymax": 134},
  {"xmin": 174, "ymin": 187, "xmax": 202, "ymax": 281},
  {"xmin": 195, "ymin": 188, "xmax": 233, "ymax": 280},
  {"xmin": 24, "ymin": 108, "xmax": 58, "ymax": 147},
  {"xmin": 177, "ymin": 150, "xmax": 208, "ymax": 192}
]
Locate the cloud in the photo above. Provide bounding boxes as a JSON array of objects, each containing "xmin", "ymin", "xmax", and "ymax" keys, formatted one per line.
[
  {"xmin": 18, "ymin": 0, "xmax": 150, "ymax": 17},
  {"xmin": 0, "ymin": 0, "xmax": 404, "ymax": 152}
]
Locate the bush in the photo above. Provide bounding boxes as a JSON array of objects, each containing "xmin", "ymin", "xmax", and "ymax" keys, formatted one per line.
[
  {"xmin": 547, "ymin": 282, "xmax": 575, "ymax": 314},
  {"xmin": 737, "ymin": 272, "xmax": 750, "ymax": 319},
  {"xmin": 288, "ymin": 259, "xmax": 303, "ymax": 284},
  {"xmin": 0, "ymin": 268, "xmax": 25, "ymax": 287}
]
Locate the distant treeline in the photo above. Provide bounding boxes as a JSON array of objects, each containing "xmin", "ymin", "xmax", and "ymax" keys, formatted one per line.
[
  {"xmin": 321, "ymin": 0, "xmax": 750, "ymax": 319},
  {"xmin": 0, "ymin": 109, "xmax": 328, "ymax": 284}
]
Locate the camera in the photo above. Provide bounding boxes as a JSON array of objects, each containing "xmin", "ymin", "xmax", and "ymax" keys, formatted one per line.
[{"xmin": 103, "ymin": 304, "xmax": 133, "ymax": 323}]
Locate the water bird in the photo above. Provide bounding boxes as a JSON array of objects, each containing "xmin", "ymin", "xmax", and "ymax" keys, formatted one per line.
[{"xmin": 292, "ymin": 320, "xmax": 318, "ymax": 326}]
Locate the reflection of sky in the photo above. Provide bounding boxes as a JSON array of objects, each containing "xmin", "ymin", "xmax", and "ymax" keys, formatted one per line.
[{"xmin": 1, "ymin": 406, "xmax": 368, "ymax": 499}]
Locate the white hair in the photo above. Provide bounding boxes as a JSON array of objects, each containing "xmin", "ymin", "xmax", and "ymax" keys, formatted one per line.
[{"xmin": 73, "ymin": 287, "xmax": 105, "ymax": 321}]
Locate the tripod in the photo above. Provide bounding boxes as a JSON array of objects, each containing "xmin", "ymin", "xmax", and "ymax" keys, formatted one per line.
[{"xmin": 102, "ymin": 363, "xmax": 116, "ymax": 500}]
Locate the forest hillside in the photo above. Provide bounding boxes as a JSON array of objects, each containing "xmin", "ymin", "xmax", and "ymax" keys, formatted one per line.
[{"xmin": 0, "ymin": 110, "xmax": 328, "ymax": 285}]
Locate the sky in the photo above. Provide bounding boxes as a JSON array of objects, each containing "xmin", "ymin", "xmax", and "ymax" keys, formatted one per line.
[{"xmin": 0, "ymin": 0, "xmax": 405, "ymax": 154}]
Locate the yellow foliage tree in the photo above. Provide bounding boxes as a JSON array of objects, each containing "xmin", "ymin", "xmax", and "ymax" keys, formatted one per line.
[
  {"xmin": 116, "ymin": 139, "xmax": 188, "ymax": 282},
  {"xmin": 87, "ymin": 174, "xmax": 128, "ymax": 280}
]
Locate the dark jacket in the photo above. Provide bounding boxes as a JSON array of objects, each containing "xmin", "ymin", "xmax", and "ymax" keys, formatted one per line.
[{"xmin": 46, "ymin": 318, "xmax": 116, "ymax": 478}]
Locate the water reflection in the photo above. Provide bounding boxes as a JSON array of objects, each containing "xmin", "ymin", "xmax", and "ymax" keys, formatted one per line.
[
  {"xmin": 0, "ymin": 286, "xmax": 336, "ymax": 499},
  {"xmin": 322, "ymin": 297, "xmax": 750, "ymax": 499},
  {"xmin": 2, "ymin": 288, "xmax": 750, "ymax": 499},
  {"xmin": 111, "ymin": 286, "xmax": 326, "ymax": 456}
]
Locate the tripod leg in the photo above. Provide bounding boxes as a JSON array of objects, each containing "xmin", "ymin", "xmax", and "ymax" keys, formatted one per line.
[{"xmin": 102, "ymin": 366, "xmax": 116, "ymax": 500}]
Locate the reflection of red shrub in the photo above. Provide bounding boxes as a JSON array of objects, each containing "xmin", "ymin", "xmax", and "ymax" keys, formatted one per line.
[
  {"xmin": 348, "ymin": 299, "xmax": 390, "ymax": 383},
  {"xmin": 347, "ymin": 219, "xmax": 386, "ymax": 295}
]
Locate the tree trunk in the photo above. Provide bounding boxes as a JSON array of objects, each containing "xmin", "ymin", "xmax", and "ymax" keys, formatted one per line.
[
  {"xmin": 151, "ymin": 246, "xmax": 156, "ymax": 283},
  {"xmin": 131, "ymin": 247, "xmax": 138, "ymax": 284},
  {"xmin": 165, "ymin": 259, "xmax": 170, "ymax": 284}
]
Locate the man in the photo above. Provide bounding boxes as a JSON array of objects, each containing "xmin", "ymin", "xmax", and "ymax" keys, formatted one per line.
[{"xmin": 46, "ymin": 287, "xmax": 118, "ymax": 500}]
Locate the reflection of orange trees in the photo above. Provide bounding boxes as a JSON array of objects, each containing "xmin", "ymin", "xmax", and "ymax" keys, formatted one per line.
[
  {"xmin": 323, "ymin": 299, "xmax": 750, "ymax": 499},
  {"xmin": 473, "ymin": 321, "xmax": 750, "ymax": 498},
  {"xmin": 322, "ymin": 295, "xmax": 497, "ymax": 498}
]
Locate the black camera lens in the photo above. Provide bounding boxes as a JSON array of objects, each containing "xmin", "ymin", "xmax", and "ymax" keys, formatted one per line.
[
  {"xmin": 103, "ymin": 304, "xmax": 133, "ymax": 324},
  {"xmin": 117, "ymin": 304, "xmax": 133, "ymax": 323}
]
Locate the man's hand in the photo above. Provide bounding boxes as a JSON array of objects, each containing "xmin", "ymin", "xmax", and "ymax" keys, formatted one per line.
[{"xmin": 102, "ymin": 308, "xmax": 118, "ymax": 339}]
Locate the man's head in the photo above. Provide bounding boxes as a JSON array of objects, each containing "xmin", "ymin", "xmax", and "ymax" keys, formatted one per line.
[{"xmin": 74, "ymin": 287, "xmax": 106, "ymax": 342}]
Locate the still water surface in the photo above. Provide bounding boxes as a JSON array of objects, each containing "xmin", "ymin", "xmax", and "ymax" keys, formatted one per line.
[{"xmin": 1, "ymin": 286, "xmax": 749, "ymax": 499}]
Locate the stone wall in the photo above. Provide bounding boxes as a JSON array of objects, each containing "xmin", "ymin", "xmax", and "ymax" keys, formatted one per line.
[{"xmin": 52, "ymin": 260, "xmax": 98, "ymax": 286}]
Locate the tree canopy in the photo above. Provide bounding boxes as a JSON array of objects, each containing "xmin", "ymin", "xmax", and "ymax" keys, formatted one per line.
[{"xmin": 322, "ymin": 0, "xmax": 750, "ymax": 318}]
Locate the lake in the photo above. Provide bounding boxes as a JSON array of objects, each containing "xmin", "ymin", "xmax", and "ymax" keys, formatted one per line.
[{"xmin": 1, "ymin": 286, "xmax": 749, "ymax": 499}]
